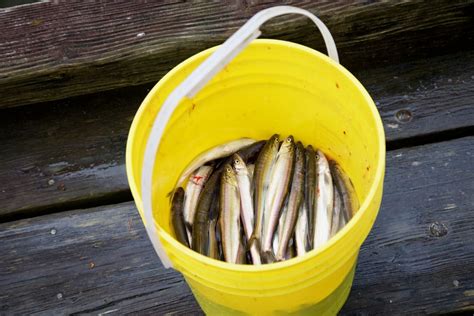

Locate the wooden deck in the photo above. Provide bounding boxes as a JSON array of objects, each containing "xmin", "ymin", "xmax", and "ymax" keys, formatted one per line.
[{"xmin": 1, "ymin": 1, "xmax": 473, "ymax": 315}]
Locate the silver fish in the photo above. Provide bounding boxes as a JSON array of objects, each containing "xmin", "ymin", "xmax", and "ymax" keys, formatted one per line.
[
  {"xmin": 305, "ymin": 145, "xmax": 317, "ymax": 248},
  {"xmin": 262, "ymin": 136, "xmax": 295, "ymax": 258},
  {"xmin": 249, "ymin": 135, "xmax": 280, "ymax": 250},
  {"xmin": 170, "ymin": 187, "xmax": 189, "ymax": 247},
  {"xmin": 220, "ymin": 164, "xmax": 241, "ymax": 263},
  {"xmin": 183, "ymin": 165, "xmax": 213, "ymax": 244},
  {"xmin": 232, "ymin": 154, "xmax": 261, "ymax": 265},
  {"xmin": 276, "ymin": 142, "xmax": 305, "ymax": 261},
  {"xmin": 313, "ymin": 150, "xmax": 334, "ymax": 249},
  {"xmin": 178, "ymin": 138, "xmax": 257, "ymax": 186},
  {"xmin": 330, "ymin": 161, "xmax": 359, "ymax": 222}
]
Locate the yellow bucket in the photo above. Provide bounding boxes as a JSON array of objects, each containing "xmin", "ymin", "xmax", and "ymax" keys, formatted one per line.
[{"xmin": 126, "ymin": 6, "xmax": 385, "ymax": 315}]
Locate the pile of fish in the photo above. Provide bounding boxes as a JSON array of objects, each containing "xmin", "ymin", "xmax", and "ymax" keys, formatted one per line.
[{"xmin": 170, "ymin": 135, "xmax": 359, "ymax": 265}]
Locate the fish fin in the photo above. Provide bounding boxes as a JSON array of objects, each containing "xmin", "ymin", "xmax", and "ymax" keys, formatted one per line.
[
  {"xmin": 274, "ymin": 253, "xmax": 286, "ymax": 262},
  {"xmin": 166, "ymin": 189, "xmax": 176, "ymax": 204},
  {"xmin": 185, "ymin": 222, "xmax": 193, "ymax": 235},
  {"xmin": 246, "ymin": 236, "xmax": 262, "ymax": 255}
]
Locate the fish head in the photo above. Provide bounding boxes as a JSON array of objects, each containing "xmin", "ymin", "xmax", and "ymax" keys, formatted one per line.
[
  {"xmin": 315, "ymin": 149, "xmax": 328, "ymax": 164},
  {"xmin": 232, "ymin": 154, "xmax": 247, "ymax": 174},
  {"xmin": 280, "ymin": 135, "xmax": 295, "ymax": 153},
  {"xmin": 269, "ymin": 134, "xmax": 280, "ymax": 150},
  {"xmin": 223, "ymin": 164, "xmax": 237, "ymax": 185}
]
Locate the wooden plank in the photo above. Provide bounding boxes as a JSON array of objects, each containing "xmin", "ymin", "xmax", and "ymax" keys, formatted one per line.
[
  {"xmin": 0, "ymin": 202, "xmax": 200, "ymax": 315},
  {"xmin": 1, "ymin": 136, "xmax": 473, "ymax": 315},
  {"xmin": 1, "ymin": 0, "xmax": 473, "ymax": 108},
  {"xmin": 361, "ymin": 51, "xmax": 474, "ymax": 144},
  {"xmin": 340, "ymin": 136, "xmax": 474, "ymax": 315},
  {"xmin": 0, "ymin": 84, "xmax": 153, "ymax": 220},
  {"xmin": 1, "ymin": 50, "xmax": 473, "ymax": 220}
]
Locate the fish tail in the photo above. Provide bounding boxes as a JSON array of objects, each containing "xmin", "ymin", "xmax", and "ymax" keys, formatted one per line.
[
  {"xmin": 262, "ymin": 251, "xmax": 277, "ymax": 264},
  {"xmin": 247, "ymin": 232, "xmax": 260, "ymax": 250}
]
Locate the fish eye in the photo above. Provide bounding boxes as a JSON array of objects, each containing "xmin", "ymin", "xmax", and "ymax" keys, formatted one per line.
[
  {"xmin": 234, "ymin": 159, "xmax": 239, "ymax": 165},
  {"xmin": 286, "ymin": 137, "xmax": 292, "ymax": 142},
  {"xmin": 315, "ymin": 154, "xmax": 320, "ymax": 160}
]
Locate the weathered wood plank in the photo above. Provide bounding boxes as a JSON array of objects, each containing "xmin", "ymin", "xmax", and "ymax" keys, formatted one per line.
[
  {"xmin": 1, "ymin": 136, "xmax": 473, "ymax": 315},
  {"xmin": 0, "ymin": 84, "xmax": 153, "ymax": 220},
  {"xmin": 360, "ymin": 50, "xmax": 474, "ymax": 143},
  {"xmin": 0, "ymin": 202, "xmax": 201, "ymax": 315},
  {"xmin": 1, "ymin": 0, "xmax": 473, "ymax": 108},
  {"xmin": 1, "ymin": 50, "xmax": 473, "ymax": 220},
  {"xmin": 340, "ymin": 136, "xmax": 474, "ymax": 315}
]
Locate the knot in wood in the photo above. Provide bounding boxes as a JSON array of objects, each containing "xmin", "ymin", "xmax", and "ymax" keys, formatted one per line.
[
  {"xmin": 395, "ymin": 109, "xmax": 413, "ymax": 123},
  {"xmin": 429, "ymin": 221, "xmax": 448, "ymax": 237}
]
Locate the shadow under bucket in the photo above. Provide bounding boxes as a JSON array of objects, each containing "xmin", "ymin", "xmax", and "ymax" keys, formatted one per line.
[{"xmin": 126, "ymin": 6, "xmax": 385, "ymax": 315}]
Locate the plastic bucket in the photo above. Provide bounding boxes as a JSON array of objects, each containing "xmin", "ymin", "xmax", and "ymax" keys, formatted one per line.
[{"xmin": 126, "ymin": 6, "xmax": 385, "ymax": 315}]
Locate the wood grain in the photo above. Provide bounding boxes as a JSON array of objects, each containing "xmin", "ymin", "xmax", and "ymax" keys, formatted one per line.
[
  {"xmin": 0, "ymin": 84, "xmax": 153, "ymax": 220},
  {"xmin": 340, "ymin": 136, "xmax": 474, "ymax": 315},
  {"xmin": 1, "ymin": 136, "xmax": 473, "ymax": 315},
  {"xmin": 1, "ymin": 50, "xmax": 473, "ymax": 220},
  {"xmin": 1, "ymin": 0, "xmax": 473, "ymax": 108}
]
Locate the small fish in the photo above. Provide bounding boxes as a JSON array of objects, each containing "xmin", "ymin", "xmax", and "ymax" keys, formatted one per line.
[
  {"xmin": 171, "ymin": 187, "xmax": 190, "ymax": 247},
  {"xmin": 232, "ymin": 154, "xmax": 261, "ymax": 264},
  {"xmin": 178, "ymin": 138, "xmax": 257, "ymax": 186},
  {"xmin": 262, "ymin": 136, "xmax": 295, "ymax": 257},
  {"xmin": 295, "ymin": 201, "xmax": 310, "ymax": 257},
  {"xmin": 276, "ymin": 142, "xmax": 305, "ymax": 261},
  {"xmin": 313, "ymin": 150, "xmax": 334, "ymax": 249},
  {"xmin": 219, "ymin": 165, "xmax": 241, "ymax": 263},
  {"xmin": 330, "ymin": 184, "xmax": 342, "ymax": 237},
  {"xmin": 305, "ymin": 145, "xmax": 317, "ymax": 248},
  {"xmin": 330, "ymin": 161, "xmax": 359, "ymax": 222},
  {"xmin": 192, "ymin": 170, "xmax": 220, "ymax": 255},
  {"xmin": 249, "ymin": 135, "xmax": 280, "ymax": 249},
  {"xmin": 183, "ymin": 165, "xmax": 214, "ymax": 244},
  {"xmin": 208, "ymin": 194, "xmax": 220, "ymax": 260}
]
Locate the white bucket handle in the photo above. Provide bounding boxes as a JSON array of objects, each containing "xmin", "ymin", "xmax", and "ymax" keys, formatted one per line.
[{"xmin": 141, "ymin": 5, "xmax": 339, "ymax": 268}]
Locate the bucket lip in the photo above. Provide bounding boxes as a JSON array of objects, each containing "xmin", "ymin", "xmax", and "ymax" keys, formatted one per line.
[{"xmin": 126, "ymin": 38, "xmax": 386, "ymax": 272}]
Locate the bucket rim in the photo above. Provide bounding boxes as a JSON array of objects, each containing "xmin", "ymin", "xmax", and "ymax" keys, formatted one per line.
[{"xmin": 126, "ymin": 38, "xmax": 386, "ymax": 272}]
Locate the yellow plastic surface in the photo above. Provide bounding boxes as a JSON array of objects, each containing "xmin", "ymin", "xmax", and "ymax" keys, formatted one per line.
[{"xmin": 126, "ymin": 39, "xmax": 385, "ymax": 315}]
